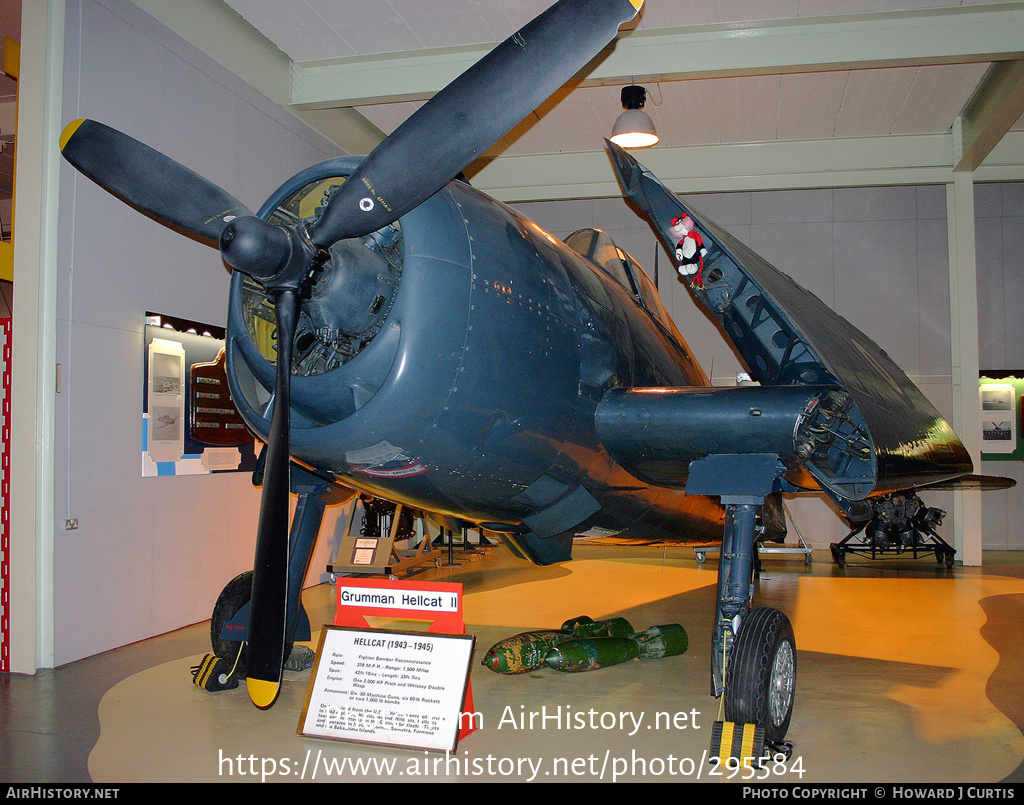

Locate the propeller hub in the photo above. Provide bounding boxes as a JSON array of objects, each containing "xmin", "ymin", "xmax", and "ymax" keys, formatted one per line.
[
  {"xmin": 220, "ymin": 216, "xmax": 322, "ymax": 289},
  {"xmin": 220, "ymin": 215, "xmax": 290, "ymax": 280}
]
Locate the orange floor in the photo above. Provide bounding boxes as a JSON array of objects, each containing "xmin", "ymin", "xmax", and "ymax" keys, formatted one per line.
[{"xmin": 17, "ymin": 543, "xmax": 1015, "ymax": 784}]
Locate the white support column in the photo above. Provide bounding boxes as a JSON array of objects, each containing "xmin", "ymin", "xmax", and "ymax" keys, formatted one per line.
[
  {"xmin": 9, "ymin": 0, "xmax": 64, "ymax": 672},
  {"xmin": 946, "ymin": 171, "xmax": 983, "ymax": 566}
]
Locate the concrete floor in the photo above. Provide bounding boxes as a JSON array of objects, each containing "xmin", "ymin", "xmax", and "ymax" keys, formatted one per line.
[{"xmin": 3, "ymin": 543, "xmax": 1024, "ymax": 784}]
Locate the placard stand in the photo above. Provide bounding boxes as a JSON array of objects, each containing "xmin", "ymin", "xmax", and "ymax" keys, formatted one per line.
[
  {"xmin": 328, "ymin": 503, "xmax": 442, "ymax": 578},
  {"xmin": 332, "ymin": 577, "xmax": 476, "ymax": 742}
]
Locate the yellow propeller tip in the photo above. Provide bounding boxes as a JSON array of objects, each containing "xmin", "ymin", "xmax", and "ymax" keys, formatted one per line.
[
  {"xmin": 59, "ymin": 119, "xmax": 87, "ymax": 151},
  {"xmin": 246, "ymin": 677, "xmax": 281, "ymax": 709}
]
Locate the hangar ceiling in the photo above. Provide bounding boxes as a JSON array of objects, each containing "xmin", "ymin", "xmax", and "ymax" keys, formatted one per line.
[{"xmin": 136, "ymin": 0, "xmax": 1024, "ymax": 200}]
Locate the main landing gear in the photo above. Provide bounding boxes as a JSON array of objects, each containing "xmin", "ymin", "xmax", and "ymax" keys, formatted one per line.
[
  {"xmin": 685, "ymin": 454, "xmax": 798, "ymax": 761},
  {"xmin": 711, "ymin": 499, "xmax": 797, "ymax": 756}
]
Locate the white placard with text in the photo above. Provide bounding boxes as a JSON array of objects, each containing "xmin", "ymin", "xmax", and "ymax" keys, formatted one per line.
[{"xmin": 299, "ymin": 626, "xmax": 475, "ymax": 752}]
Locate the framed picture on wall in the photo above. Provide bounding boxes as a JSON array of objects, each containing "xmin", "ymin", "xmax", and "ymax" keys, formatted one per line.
[{"xmin": 980, "ymin": 376, "xmax": 1023, "ymax": 459}]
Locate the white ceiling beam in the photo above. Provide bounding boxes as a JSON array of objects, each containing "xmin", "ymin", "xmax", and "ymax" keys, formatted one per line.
[
  {"xmin": 291, "ymin": 4, "xmax": 1024, "ymax": 108},
  {"xmin": 132, "ymin": 0, "xmax": 289, "ymax": 104},
  {"xmin": 131, "ymin": 2, "xmax": 1024, "ymax": 195},
  {"xmin": 469, "ymin": 131, "xmax": 1024, "ymax": 202},
  {"xmin": 953, "ymin": 59, "xmax": 1024, "ymax": 172},
  {"xmin": 129, "ymin": 0, "xmax": 385, "ymax": 154}
]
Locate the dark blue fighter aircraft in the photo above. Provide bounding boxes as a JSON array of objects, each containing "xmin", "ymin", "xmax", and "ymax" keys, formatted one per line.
[{"xmin": 59, "ymin": 0, "xmax": 994, "ymax": 748}]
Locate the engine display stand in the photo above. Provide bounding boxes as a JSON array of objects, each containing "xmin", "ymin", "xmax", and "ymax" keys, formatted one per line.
[
  {"xmin": 829, "ymin": 491, "xmax": 953, "ymax": 568},
  {"xmin": 829, "ymin": 522, "xmax": 955, "ymax": 568}
]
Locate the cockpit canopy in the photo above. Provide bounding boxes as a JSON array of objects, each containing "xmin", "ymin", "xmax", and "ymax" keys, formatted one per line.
[{"xmin": 564, "ymin": 228, "xmax": 681, "ymax": 340}]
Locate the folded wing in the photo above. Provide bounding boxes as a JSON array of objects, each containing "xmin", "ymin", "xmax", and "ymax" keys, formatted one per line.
[{"xmin": 601, "ymin": 142, "xmax": 973, "ymax": 513}]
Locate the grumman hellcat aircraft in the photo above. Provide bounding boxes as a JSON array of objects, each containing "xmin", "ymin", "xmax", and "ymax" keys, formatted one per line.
[{"xmin": 59, "ymin": 0, "xmax": 997, "ymax": 750}]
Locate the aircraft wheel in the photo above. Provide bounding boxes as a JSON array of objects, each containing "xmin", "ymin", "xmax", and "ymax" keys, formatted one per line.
[
  {"xmin": 211, "ymin": 571, "xmax": 253, "ymax": 679},
  {"xmin": 211, "ymin": 571, "xmax": 294, "ymax": 681},
  {"xmin": 724, "ymin": 607, "xmax": 796, "ymax": 744}
]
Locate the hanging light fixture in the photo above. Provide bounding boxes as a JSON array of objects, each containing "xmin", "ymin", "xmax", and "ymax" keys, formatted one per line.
[{"xmin": 609, "ymin": 84, "xmax": 659, "ymax": 148}]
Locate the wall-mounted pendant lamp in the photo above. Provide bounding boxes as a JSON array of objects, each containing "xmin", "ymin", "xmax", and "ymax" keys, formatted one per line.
[{"xmin": 609, "ymin": 85, "xmax": 659, "ymax": 148}]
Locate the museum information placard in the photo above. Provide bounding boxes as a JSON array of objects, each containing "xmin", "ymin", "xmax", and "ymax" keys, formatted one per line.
[{"xmin": 299, "ymin": 625, "xmax": 475, "ymax": 752}]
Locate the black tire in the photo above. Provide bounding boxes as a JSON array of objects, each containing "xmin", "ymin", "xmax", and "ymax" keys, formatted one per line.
[
  {"xmin": 211, "ymin": 571, "xmax": 253, "ymax": 679},
  {"xmin": 724, "ymin": 607, "xmax": 797, "ymax": 744},
  {"xmin": 211, "ymin": 571, "xmax": 295, "ymax": 680}
]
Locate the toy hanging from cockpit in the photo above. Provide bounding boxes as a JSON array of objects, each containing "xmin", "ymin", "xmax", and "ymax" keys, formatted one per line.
[{"xmin": 669, "ymin": 214, "xmax": 708, "ymax": 287}]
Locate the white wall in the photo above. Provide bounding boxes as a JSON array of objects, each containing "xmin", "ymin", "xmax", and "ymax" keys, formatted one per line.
[
  {"xmin": 52, "ymin": 0, "xmax": 351, "ymax": 666},
  {"xmin": 516, "ymin": 181, "xmax": 1024, "ymax": 551}
]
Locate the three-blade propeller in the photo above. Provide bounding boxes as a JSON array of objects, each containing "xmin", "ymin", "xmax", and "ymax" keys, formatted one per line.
[{"xmin": 59, "ymin": 0, "xmax": 643, "ymax": 708}]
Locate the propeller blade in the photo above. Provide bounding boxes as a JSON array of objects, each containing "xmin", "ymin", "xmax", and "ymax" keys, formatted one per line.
[
  {"xmin": 308, "ymin": 0, "xmax": 643, "ymax": 247},
  {"xmin": 244, "ymin": 289, "xmax": 299, "ymax": 709},
  {"xmin": 59, "ymin": 119, "xmax": 253, "ymax": 245}
]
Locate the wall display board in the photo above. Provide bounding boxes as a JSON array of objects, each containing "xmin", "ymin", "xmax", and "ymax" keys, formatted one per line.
[
  {"xmin": 299, "ymin": 625, "xmax": 475, "ymax": 752},
  {"xmin": 980, "ymin": 374, "xmax": 1024, "ymax": 460},
  {"xmin": 142, "ymin": 313, "xmax": 257, "ymax": 476}
]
